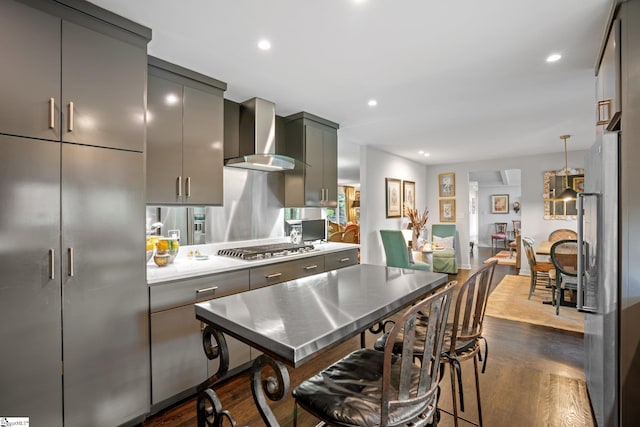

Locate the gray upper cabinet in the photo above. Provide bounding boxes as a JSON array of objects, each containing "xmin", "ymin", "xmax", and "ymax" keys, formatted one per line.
[
  {"xmin": 61, "ymin": 20, "xmax": 146, "ymax": 151},
  {"xmin": 147, "ymin": 57, "xmax": 226, "ymax": 205},
  {"xmin": 0, "ymin": 0, "xmax": 61, "ymax": 140},
  {"xmin": 0, "ymin": 0, "xmax": 147, "ymax": 152},
  {"xmin": 596, "ymin": 19, "xmax": 621, "ymax": 135},
  {"xmin": 283, "ymin": 112, "xmax": 339, "ymax": 208}
]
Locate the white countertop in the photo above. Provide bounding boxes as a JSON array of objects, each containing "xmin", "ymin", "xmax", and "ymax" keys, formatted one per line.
[{"xmin": 147, "ymin": 239, "xmax": 359, "ymax": 284}]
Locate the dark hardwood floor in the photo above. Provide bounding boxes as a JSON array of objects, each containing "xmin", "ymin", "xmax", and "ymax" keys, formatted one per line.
[{"xmin": 142, "ymin": 247, "xmax": 591, "ymax": 426}]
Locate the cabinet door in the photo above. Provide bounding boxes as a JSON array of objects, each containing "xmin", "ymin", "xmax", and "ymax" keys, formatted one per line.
[
  {"xmin": 147, "ymin": 75, "xmax": 184, "ymax": 204},
  {"xmin": 322, "ymin": 127, "xmax": 338, "ymax": 206},
  {"xmin": 151, "ymin": 305, "xmax": 207, "ymax": 405},
  {"xmin": 304, "ymin": 124, "xmax": 326, "ymax": 206},
  {"xmin": 61, "ymin": 145, "xmax": 148, "ymax": 427},
  {"xmin": 183, "ymin": 86, "xmax": 224, "ymax": 205},
  {"xmin": 0, "ymin": 135, "xmax": 62, "ymax": 426},
  {"xmin": 61, "ymin": 20, "xmax": 146, "ymax": 151},
  {"xmin": 0, "ymin": 0, "xmax": 61, "ymax": 141},
  {"xmin": 597, "ymin": 19, "xmax": 621, "ymax": 134}
]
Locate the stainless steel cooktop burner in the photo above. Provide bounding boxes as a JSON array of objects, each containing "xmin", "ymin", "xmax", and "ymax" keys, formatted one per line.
[{"xmin": 217, "ymin": 242, "xmax": 315, "ymax": 260}]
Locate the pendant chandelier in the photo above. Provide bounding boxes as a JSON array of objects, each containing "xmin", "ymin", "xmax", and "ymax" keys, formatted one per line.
[{"xmin": 557, "ymin": 134, "xmax": 578, "ymax": 201}]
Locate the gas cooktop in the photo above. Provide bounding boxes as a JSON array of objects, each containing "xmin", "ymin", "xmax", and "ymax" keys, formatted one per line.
[{"xmin": 217, "ymin": 242, "xmax": 316, "ymax": 260}]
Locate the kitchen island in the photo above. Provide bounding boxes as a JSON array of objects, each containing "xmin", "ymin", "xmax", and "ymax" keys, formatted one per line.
[{"xmin": 195, "ymin": 264, "xmax": 448, "ymax": 426}]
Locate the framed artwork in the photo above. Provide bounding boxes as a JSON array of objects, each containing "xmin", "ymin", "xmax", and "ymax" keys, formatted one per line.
[
  {"xmin": 439, "ymin": 199, "xmax": 456, "ymax": 222},
  {"xmin": 402, "ymin": 180, "xmax": 415, "ymax": 215},
  {"xmin": 490, "ymin": 194, "xmax": 510, "ymax": 214},
  {"xmin": 385, "ymin": 178, "xmax": 402, "ymax": 218},
  {"xmin": 572, "ymin": 176, "xmax": 585, "ymax": 193},
  {"xmin": 438, "ymin": 173, "xmax": 455, "ymax": 197}
]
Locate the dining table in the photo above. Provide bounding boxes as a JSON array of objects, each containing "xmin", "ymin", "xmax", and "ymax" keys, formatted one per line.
[{"xmin": 194, "ymin": 263, "xmax": 448, "ymax": 426}]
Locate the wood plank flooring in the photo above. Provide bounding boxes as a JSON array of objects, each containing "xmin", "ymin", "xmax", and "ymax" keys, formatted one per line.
[{"xmin": 141, "ymin": 247, "xmax": 593, "ymax": 426}]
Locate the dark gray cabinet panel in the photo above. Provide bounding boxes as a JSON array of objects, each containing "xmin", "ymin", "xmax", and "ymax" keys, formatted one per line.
[
  {"xmin": 146, "ymin": 75, "xmax": 184, "ymax": 203},
  {"xmin": 325, "ymin": 248, "xmax": 359, "ymax": 271},
  {"xmin": 61, "ymin": 145, "xmax": 148, "ymax": 427},
  {"xmin": 183, "ymin": 86, "xmax": 224, "ymax": 205},
  {"xmin": 0, "ymin": 135, "xmax": 62, "ymax": 427},
  {"xmin": 0, "ymin": 0, "xmax": 61, "ymax": 140},
  {"xmin": 61, "ymin": 20, "xmax": 146, "ymax": 151},
  {"xmin": 147, "ymin": 59, "xmax": 225, "ymax": 205},
  {"xmin": 150, "ymin": 270, "xmax": 250, "ymax": 407},
  {"xmin": 283, "ymin": 113, "xmax": 339, "ymax": 208}
]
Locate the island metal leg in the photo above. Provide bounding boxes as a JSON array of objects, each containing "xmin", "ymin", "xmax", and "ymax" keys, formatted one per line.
[
  {"xmin": 250, "ymin": 354, "xmax": 290, "ymax": 427},
  {"xmin": 197, "ymin": 325, "xmax": 237, "ymax": 427}
]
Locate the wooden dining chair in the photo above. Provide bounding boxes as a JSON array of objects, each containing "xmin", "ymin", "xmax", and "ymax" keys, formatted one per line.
[
  {"xmin": 522, "ymin": 237, "xmax": 554, "ymax": 299},
  {"xmin": 550, "ymin": 239, "xmax": 578, "ymax": 315},
  {"xmin": 292, "ymin": 281, "xmax": 455, "ymax": 427},
  {"xmin": 491, "ymin": 222, "xmax": 508, "ymax": 253}
]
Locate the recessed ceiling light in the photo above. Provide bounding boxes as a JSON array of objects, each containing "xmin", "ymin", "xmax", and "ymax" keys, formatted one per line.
[
  {"xmin": 546, "ymin": 53, "xmax": 562, "ymax": 62},
  {"xmin": 424, "ymin": 153, "xmax": 431, "ymax": 157},
  {"xmin": 368, "ymin": 99, "xmax": 377, "ymax": 107},
  {"xmin": 258, "ymin": 40, "xmax": 271, "ymax": 51},
  {"xmin": 418, "ymin": 150, "xmax": 424, "ymax": 154}
]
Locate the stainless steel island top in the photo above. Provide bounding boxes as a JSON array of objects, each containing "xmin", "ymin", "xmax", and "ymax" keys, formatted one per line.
[
  {"xmin": 194, "ymin": 263, "xmax": 448, "ymax": 426},
  {"xmin": 195, "ymin": 263, "xmax": 447, "ymax": 367}
]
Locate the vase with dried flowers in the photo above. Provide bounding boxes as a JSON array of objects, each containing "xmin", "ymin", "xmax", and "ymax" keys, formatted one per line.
[{"xmin": 406, "ymin": 207, "xmax": 429, "ymax": 250}]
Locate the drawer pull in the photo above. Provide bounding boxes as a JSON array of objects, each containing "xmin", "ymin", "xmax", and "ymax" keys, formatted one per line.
[
  {"xmin": 304, "ymin": 264, "xmax": 318, "ymax": 270},
  {"xmin": 196, "ymin": 286, "xmax": 219, "ymax": 294},
  {"xmin": 339, "ymin": 257, "xmax": 351, "ymax": 262},
  {"xmin": 265, "ymin": 272, "xmax": 283, "ymax": 279}
]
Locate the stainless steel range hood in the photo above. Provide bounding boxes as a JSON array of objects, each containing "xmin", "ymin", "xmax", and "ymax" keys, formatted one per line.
[{"xmin": 224, "ymin": 97, "xmax": 297, "ymax": 172}]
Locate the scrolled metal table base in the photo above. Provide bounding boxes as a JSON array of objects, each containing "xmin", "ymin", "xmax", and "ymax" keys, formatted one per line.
[
  {"xmin": 197, "ymin": 325, "xmax": 234, "ymax": 427},
  {"xmin": 250, "ymin": 354, "xmax": 291, "ymax": 426}
]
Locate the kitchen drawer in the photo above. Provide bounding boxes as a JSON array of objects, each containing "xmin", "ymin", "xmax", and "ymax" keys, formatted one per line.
[
  {"xmin": 250, "ymin": 255, "xmax": 325, "ymax": 289},
  {"xmin": 325, "ymin": 249, "xmax": 359, "ymax": 271},
  {"xmin": 150, "ymin": 270, "xmax": 250, "ymax": 312}
]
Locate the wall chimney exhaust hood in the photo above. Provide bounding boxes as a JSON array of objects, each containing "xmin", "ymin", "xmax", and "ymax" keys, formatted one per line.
[{"xmin": 224, "ymin": 97, "xmax": 299, "ymax": 172}]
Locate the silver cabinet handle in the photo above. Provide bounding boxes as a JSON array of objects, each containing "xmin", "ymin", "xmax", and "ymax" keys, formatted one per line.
[
  {"xmin": 67, "ymin": 102, "xmax": 74, "ymax": 132},
  {"xmin": 186, "ymin": 177, "xmax": 191, "ymax": 197},
  {"xmin": 196, "ymin": 286, "xmax": 219, "ymax": 294},
  {"xmin": 339, "ymin": 257, "xmax": 351, "ymax": 262},
  {"xmin": 176, "ymin": 176, "xmax": 182, "ymax": 197},
  {"xmin": 68, "ymin": 247, "xmax": 74, "ymax": 277},
  {"xmin": 49, "ymin": 249, "xmax": 55, "ymax": 279},
  {"xmin": 49, "ymin": 98, "xmax": 55, "ymax": 129},
  {"xmin": 304, "ymin": 264, "xmax": 318, "ymax": 270},
  {"xmin": 265, "ymin": 272, "xmax": 282, "ymax": 279}
]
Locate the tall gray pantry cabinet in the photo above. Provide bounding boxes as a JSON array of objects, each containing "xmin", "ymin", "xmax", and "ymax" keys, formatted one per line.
[{"xmin": 0, "ymin": 1, "xmax": 151, "ymax": 426}]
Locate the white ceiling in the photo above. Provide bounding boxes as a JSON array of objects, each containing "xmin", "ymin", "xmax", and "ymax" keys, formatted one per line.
[{"xmin": 89, "ymin": 0, "xmax": 612, "ymax": 184}]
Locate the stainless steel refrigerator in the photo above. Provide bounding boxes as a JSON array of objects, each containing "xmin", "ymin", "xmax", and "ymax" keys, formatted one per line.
[{"xmin": 579, "ymin": 131, "xmax": 619, "ymax": 427}]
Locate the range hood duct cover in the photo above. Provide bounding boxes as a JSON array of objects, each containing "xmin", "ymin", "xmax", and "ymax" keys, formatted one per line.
[{"xmin": 224, "ymin": 97, "xmax": 297, "ymax": 171}]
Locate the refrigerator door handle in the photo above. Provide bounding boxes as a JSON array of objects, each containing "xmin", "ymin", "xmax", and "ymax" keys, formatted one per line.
[{"xmin": 577, "ymin": 192, "xmax": 599, "ymax": 312}]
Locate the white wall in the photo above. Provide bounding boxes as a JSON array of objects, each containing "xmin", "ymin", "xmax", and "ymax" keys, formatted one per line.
[
  {"xmin": 360, "ymin": 146, "xmax": 428, "ymax": 265},
  {"xmin": 426, "ymin": 150, "xmax": 588, "ymax": 273},
  {"xmin": 477, "ymin": 184, "xmax": 521, "ymax": 247}
]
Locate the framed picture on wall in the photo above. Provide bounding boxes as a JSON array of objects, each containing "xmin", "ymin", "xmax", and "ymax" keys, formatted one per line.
[
  {"xmin": 385, "ymin": 177, "xmax": 402, "ymax": 218},
  {"xmin": 438, "ymin": 173, "xmax": 455, "ymax": 197},
  {"xmin": 490, "ymin": 194, "xmax": 510, "ymax": 214},
  {"xmin": 402, "ymin": 180, "xmax": 415, "ymax": 215},
  {"xmin": 439, "ymin": 199, "xmax": 456, "ymax": 222}
]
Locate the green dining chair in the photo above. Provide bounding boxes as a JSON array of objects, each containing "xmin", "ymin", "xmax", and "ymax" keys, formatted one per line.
[
  {"xmin": 432, "ymin": 224, "xmax": 458, "ymax": 274},
  {"xmin": 379, "ymin": 230, "xmax": 431, "ymax": 271}
]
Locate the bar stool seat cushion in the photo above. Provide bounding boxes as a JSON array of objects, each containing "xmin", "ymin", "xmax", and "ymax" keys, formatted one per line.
[{"xmin": 292, "ymin": 349, "xmax": 428, "ymax": 426}]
